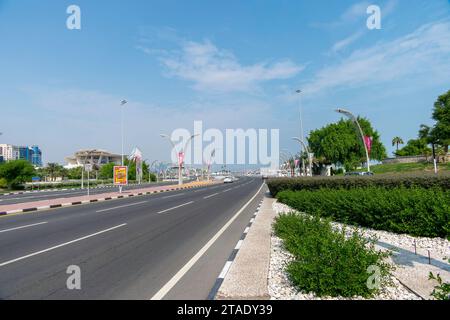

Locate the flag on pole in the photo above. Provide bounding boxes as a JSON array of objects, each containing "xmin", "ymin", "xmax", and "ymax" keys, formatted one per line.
[
  {"xmin": 129, "ymin": 147, "xmax": 143, "ymax": 183},
  {"xmin": 364, "ymin": 136, "xmax": 373, "ymax": 155}
]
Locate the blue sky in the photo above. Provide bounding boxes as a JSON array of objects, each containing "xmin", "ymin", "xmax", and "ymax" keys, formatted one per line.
[{"xmin": 1, "ymin": 0, "xmax": 450, "ymax": 165}]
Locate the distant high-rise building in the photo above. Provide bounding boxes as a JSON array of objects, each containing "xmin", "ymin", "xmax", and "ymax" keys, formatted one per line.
[
  {"xmin": 31, "ymin": 145, "xmax": 42, "ymax": 166},
  {"xmin": 0, "ymin": 144, "xmax": 42, "ymax": 167}
]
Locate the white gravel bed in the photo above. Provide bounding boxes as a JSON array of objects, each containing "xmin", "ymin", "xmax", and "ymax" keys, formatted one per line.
[{"xmin": 268, "ymin": 201, "xmax": 449, "ymax": 300}]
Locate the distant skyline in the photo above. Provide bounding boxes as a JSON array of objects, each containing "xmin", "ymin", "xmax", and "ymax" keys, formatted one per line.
[{"xmin": 1, "ymin": 0, "xmax": 450, "ymax": 165}]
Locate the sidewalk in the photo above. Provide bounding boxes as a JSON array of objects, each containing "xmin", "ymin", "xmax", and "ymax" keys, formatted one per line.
[
  {"xmin": 0, "ymin": 181, "xmax": 219, "ymax": 216},
  {"xmin": 216, "ymin": 193, "xmax": 276, "ymax": 300}
]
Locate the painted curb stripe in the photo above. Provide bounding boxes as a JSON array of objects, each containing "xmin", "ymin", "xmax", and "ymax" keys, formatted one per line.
[{"xmin": 207, "ymin": 192, "xmax": 264, "ymax": 300}]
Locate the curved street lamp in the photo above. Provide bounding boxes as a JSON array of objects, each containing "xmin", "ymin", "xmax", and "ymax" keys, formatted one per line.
[
  {"xmin": 160, "ymin": 133, "xmax": 199, "ymax": 185},
  {"xmin": 292, "ymin": 137, "xmax": 313, "ymax": 177},
  {"xmin": 335, "ymin": 108, "xmax": 370, "ymax": 172}
]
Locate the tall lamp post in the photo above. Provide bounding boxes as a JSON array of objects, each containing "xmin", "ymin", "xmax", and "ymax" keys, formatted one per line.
[
  {"xmin": 292, "ymin": 138, "xmax": 313, "ymax": 177},
  {"xmin": 335, "ymin": 108, "xmax": 370, "ymax": 172},
  {"xmin": 120, "ymin": 100, "xmax": 128, "ymax": 166},
  {"xmin": 118, "ymin": 100, "xmax": 128, "ymax": 193},
  {"xmin": 160, "ymin": 134, "xmax": 199, "ymax": 185},
  {"xmin": 150, "ymin": 160, "xmax": 159, "ymax": 183}
]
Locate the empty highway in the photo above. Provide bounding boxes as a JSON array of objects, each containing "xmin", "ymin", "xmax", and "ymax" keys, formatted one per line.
[{"xmin": 0, "ymin": 177, "xmax": 265, "ymax": 299}]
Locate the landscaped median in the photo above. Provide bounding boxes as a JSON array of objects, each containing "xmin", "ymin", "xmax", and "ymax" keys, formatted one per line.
[
  {"xmin": 267, "ymin": 174, "xmax": 450, "ymax": 300},
  {"xmin": 0, "ymin": 180, "xmax": 221, "ymax": 216}
]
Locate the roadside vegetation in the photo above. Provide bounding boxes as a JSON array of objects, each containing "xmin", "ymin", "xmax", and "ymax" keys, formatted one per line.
[
  {"xmin": 276, "ymin": 188, "xmax": 449, "ymax": 239},
  {"xmin": 357, "ymin": 162, "xmax": 450, "ymax": 174},
  {"xmin": 274, "ymin": 213, "xmax": 392, "ymax": 298},
  {"xmin": 267, "ymin": 173, "xmax": 450, "ymax": 196},
  {"xmin": 0, "ymin": 159, "xmax": 157, "ymax": 192}
]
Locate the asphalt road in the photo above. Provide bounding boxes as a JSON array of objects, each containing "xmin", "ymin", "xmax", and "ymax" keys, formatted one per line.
[
  {"xmin": 0, "ymin": 177, "xmax": 265, "ymax": 299},
  {"xmin": 0, "ymin": 181, "xmax": 179, "ymax": 205}
]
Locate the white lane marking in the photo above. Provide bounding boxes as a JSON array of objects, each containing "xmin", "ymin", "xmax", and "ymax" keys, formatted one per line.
[
  {"xmin": 0, "ymin": 224, "xmax": 127, "ymax": 267},
  {"xmin": 151, "ymin": 182, "xmax": 264, "ymax": 300},
  {"xmin": 203, "ymin": 193, "xmax": 219, "ymax": 199},
  {"xmin": 96, "ymin": 201, "xmax": 148, "ymax": 213},
  {"xmin": 234, "ymin": 240, "xmax": 243, "ymax": 250},
  {"xmin": 157, "ymin": 201, "xmax": 194, "ymax": 214},
  {"xmin": 218, "ymin": 261, "xmax": 233, "ymax": 279},
  {"xmin": 162, "ymin": 193, "xmax": 185, "ymax": 199},
  {"xmin": 223, "ymin": 188, "xmax": 232, "ymax": 193},
  {"xmin": 0, "ymin": 222, "xmax": 48, "ymax": 234}
]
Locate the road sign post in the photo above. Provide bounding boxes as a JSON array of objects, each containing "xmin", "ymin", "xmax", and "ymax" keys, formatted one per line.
[
  {"xmin": 114, "ymin": 166, "xmax": 128, "ymax": 193},
  {"xmin": 85, "ymin": 164, "xmax": 93, "ymax": 196}
]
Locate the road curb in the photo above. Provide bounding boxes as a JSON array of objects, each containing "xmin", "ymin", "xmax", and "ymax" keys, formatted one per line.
[
  {"xmin": 214, "ymin": 192, "xmax": 276, "ymax": 300},
  {"xmin": 0, "ymin": 182, "xmax": 217, "ymax": 216},
  {"xmin": 207, "ymin": 197, "xmax": 264, "ymax": 300}
]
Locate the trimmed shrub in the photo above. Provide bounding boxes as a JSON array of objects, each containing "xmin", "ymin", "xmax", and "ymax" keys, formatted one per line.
[
  {"xmin": 274, "ymin": 213, "xmax": 392, "ymax": 298},
  {"xmin": 277, "ymin": 188, "xmax": 450, "ymax": 239},
  {"xmin": 267, "ymin": 172, "xmax": 450, "ymax": 196}
]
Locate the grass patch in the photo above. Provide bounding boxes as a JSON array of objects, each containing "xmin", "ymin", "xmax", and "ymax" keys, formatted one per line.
[
  {"xmin": 360, "ymin": 162, "xmax": 450, "ymax": 174},
  {"xmin": 274, "ymin": 213, "xmax": 392, "ymax": 298}
]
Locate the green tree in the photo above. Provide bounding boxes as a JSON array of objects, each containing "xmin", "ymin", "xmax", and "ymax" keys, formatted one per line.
[
  {"xmin": 45, "ymin": 163, "xmax": 64, "ymax": 181},
  {"xmin": 67, "ymin": 167, "xmax": 82, "ymax": 180},
  {"xmin": 430, "ymin": 90, "xmax": 450, "ymax": 153},
  {"xmin": 0, "ymin": 160, "xmax": 36, "ymax": 189},
  {"xmin": 395, "ymin": 138, "xmax": 431, "ymax": 157},
  {"xmin": 392, "ymin": 137, "xmax": 404, "ymax": 152},
  {"xmin": 308, "ymin": 117, "xmax": 387, "ymax": 170},
  {"xmin": 99, "ymin": 162, "xmax": 115, "ymax": 180}
]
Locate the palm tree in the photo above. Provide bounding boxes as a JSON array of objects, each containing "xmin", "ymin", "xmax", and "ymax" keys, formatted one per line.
[
  {"xmin": 46, "ymin": 163, "xmax": 61, "ymax": 182},
  {"xmin": 392, "ymin": 137, "xmax": 404, "ymax": 152}
]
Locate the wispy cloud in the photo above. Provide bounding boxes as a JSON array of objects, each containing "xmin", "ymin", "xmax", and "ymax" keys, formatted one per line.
[
  {"xmin": 139, "ymin": 39, "xmax": 303, "ymax": 94},
  {"xmin": 311, "ymin": 1, "xmax": 370, "ymax": 29},
  {"xmin": 303, "ymin": 21, "xmax": 450, "ymax": 95},
  {"xmin": 331, "ymin": 31, "xmax": 365, "ymax": 53}
]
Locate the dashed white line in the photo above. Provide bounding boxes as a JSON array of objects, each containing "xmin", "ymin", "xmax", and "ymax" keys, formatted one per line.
[
  {"xmin": 96, "ymin": 201, "xmax": 148, "ymax": 213},
  {"xmin": 0, "ymin": 224, "xmax": 127, "ymax": 267},
  {"xmin": 0, "ymin": 221, "xmax": 48, "ymax": 234},
  {"xmin": 150, "ymin": 182, "xmax": 264, "ymax": 300},
  {"xmin": 157, "ymin": 201, "xmax": 194, "ymax": 214},
  {"xmin": 203, "ymin": 193, "xmax": 219, "ymax": 199},
  {"xmin": 162, "ymin": 193, "xmax": 185, "ymax": 199}
]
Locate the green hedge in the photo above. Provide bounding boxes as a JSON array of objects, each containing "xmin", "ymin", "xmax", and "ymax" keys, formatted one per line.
[
  {"xmin": 268, "ymin": 172, "xmax": 450, "ymax": 196},
  {"xmin": 277, "ymin": 188, "xmax": 450, "ymax": 239},
  {"xmin": 274, "ymin": 213, "xmax": 392, "ymax": 298}
]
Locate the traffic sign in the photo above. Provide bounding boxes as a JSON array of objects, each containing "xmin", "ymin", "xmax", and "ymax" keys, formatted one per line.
[{"xmin": 114, "ymin": 166, "xmax": 128, "ymax": 186}]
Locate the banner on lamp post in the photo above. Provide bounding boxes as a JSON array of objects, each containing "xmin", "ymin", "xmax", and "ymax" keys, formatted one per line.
[
  {"xmin": 178, "ymin": 152, "xmax": 185, "ymax": 166},
  {"xmin": 364, "ymin": 136, "xmax": 373, "ymax": 155}
]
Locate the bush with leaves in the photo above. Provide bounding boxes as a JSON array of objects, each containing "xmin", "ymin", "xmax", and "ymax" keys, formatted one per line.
[
  {"xmin": 0, "ymin": 160, "xmax": 36, "ymax": 189},
  {"xmin": 276, "ymin": 187, "xmax": 450, "ymax": 239},
  {"xmin": 274, "ymin": 213, "xmax": 392, "ymax": 298},
  {"xmin": 267, "ymin": 172, "xmax": 450, "ymax": 197}
]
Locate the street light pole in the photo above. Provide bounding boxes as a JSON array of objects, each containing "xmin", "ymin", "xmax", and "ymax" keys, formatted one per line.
[
  {"xmin": 120, "ymin": 100, "xmax": 128, "ymax": 166},
  {"xmin": 296, "ymin": 90, "xmax": 306, "ymax": 176},
  {"xmin": 160, "ymin": 134, "xmax": 198, "ymax": 185},
  {"xmin": 292, "ymin": 138, "xmax": 313, "ymax": 177},
  {"xmin": 335, "ymin": 108, "xmax": 370, "ymax": 172},
  {"xmin": 119, "ymin": 100, "xmax": 127, "ymax": 193}
]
